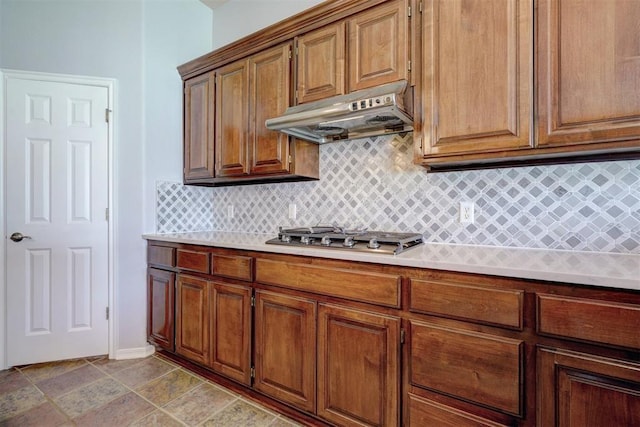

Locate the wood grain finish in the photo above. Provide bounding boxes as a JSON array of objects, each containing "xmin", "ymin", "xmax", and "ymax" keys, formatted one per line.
[
  {"xmin": 254, "ymin": 290, "xmax": 317, "ymax": 412},
  {"xmin": 537, "ymin": 293, "xmax": 640, "ymax": 350},
  {"xmin": 538, "ymin": 347, "xmax": 640, "ymax": 427},
  {"xmin": 147, "ymin": 268, "xmax": 175, "ymax": 351},
  {"xmin": 147, "ymin": 245, "xmax": 175, "ymax": 268},
  {"xmin": 409, "ymin": 278, "xmax": 523, "ymax": 329},
  {"xmin": 249, "ymin": 43, "xmax": 292, "ymax": 176},
  {"xmin": 296, "ymin": 23, "xmax": 346, "ymax": 104},
  {"xmin": 176, "ymin": 275, "xmax": 209, "ymax": 365},
  {"xmin": 183, "ymin": 72, "xmax": 216, "ymax": 181},
  {"xmin": 407, "ymin": 393, "xmax": 509, "ymax": 427},
  {"xmin": 215, "ymin": 59, "xmax": 250, "ymax": 177},
  {"xmin": 176, "ymin": 249, "xmax": 210, "ymax": 273},
  {"xmin": 537, "ymin": 0, "xmax": 640, "ymax": 147},
  {"xmin": 317, "ymin": 304, "xmax": 400, "ymax": 426},
  {"xmin": 347, "ymin": 0, "xmax": 408, "ymax": 91},
  {"xmin": 420, "ymin": 0, "xmax": 532, "ymax": 157},
  {"xmin": 410, "ymin": 321, "xmax": 523, "ymax": 416},
  {"xmin": 211, "ymin": 254, "xmax": 253, "ymax": 282},
  {"xmin": 255, "ymin": 258, "xmax": 401, "ymax": 307},
  {"xmin": 209, "ymin": 282, "xmax": 252, "ymax": 385}
]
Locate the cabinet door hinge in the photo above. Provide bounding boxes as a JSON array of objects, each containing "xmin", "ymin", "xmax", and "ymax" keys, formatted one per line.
[
  {"xmin": 105, "ymin": 108, "xmax": 112, "ymax": 123},
  {"xmin": 408, "ymin": 5, "xmax": 411, "ymax": 17},
  {"xmin": 288, "ymin": 48, "xmax": 292, "ymax": 60},
  {"xmin": 251, "ymin": 295, "xmax": 256, "ymax": 307},
  {"xmin": 250, "ymin": 366, "xmax": 255, "ymax": 378},
  {"xmin": 419, "ymin": 1, "xmax": 423, "ymax": 13},
  {"xmin": 408, "ymin": 60, "xmax": 412, "ymax": 73},
  {"xmin": 400, "ymin": 329, "xmax": 405, "ymax": 344},
  {"xmin": 288, "ymin": 155, "xmax": 293, "ymax": 164},
  {"xmin": 106, "ymin": 307, "xmax": 109, "ymax": 320}
]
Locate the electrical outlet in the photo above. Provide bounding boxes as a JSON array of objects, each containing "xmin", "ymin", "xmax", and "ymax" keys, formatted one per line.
[
  {"xmin": 459, "ymin": 201, "xmax": 475, "ymax": 224},
  {"xmin": 288, "ymin": 203, "xmax": 297, "ymax": 220},
  {"xmin": 227, "ymin": 204, "xmax": 235, "ymax": 218}
]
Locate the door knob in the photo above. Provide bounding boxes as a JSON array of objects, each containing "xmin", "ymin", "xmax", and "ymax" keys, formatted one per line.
[{"xmin": 10, "ymin": 232, "xmax": 32, "ymax": 242}]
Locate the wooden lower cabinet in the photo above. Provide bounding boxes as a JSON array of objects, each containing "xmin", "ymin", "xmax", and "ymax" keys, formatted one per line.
[
  {"xmin": 147, "ymin": 268, "xmax": 175, "ymax": 351},
  {"xmin": 254, "ymin": 290, "xmax": 317, "ymax": 412},
  {"xmin": 209, "ymin": 281, "xmax": 252, "ymax": 385},
  {"xmin": 176, "ymin": 274, "xmax": 210, "ymax": 365},
  {"xmin": 407, "ymin": 393, "xmax": 509, "ymax": 427},
  {"xmin": 317, "ymin": 304, "xmax": 400, "ymax": 426},
  {"xmin": 538, "ymin": 347, "xmax": 640, "ymax": 427}
]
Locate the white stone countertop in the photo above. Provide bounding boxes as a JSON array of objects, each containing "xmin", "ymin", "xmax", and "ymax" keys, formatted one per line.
[{"xmin": 143, "ymin": 231, "xmax": 640, "ymax": 291}]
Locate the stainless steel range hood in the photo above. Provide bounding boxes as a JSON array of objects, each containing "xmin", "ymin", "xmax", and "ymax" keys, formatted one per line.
[{"xmin": 265, "ymin": 80, "xmax": 413, "ymax": 144}]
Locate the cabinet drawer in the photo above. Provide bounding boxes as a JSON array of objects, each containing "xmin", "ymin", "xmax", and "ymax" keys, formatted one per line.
[
  {"xmin": 537, "ymin": 294, "xmax": 640, "ymax": 350},
  {"xmin": 212, "ymin": 254, "xmax": 253, "ymax": 282},
  {"xmin": 410, "ymin": 321, "xmax": 523, "ymax": 416},
  {"xmin": 409, "ymin": 279, "xmax": 523, "ymax": 329},
  {"xmin": 407, "ymin": 393, "xmax": 509, "ymax": 427},
  {"xmin": 147, "ymin": 245, "xmax": 175, "ymax": 268},
  {"xmin": 255, "ymin": 259, "xmax": 401, "ymax": 308},
  {"xmin": 176, "ymin": 249, "xmax": 210, "ymax": 273}
]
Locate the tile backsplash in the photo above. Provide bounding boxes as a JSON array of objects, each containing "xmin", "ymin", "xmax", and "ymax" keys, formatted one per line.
[{"xmin": 156, "ymin": 134, "xmax": 640, "ymax": 254}]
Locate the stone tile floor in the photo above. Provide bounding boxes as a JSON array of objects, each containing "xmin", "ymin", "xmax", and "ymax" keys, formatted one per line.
[{"xmin": 0, "ymin": 354, "xmax": 301, "ymax": 426}]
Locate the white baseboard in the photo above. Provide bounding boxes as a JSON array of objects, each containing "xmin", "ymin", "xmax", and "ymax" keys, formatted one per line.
[{"xmin": 114, "ymin": 344, "xmax": 155, "ymax": 360}]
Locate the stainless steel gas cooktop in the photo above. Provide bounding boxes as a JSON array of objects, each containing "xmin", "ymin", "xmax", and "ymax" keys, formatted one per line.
[{"xmin": 265, "ymin": 226, "xmax": 424, "ymax": 255}]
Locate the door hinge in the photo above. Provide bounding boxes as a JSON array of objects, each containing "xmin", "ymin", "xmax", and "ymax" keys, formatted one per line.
[
  {"xmin": 400, "ymin": 329, "xmax": 405, "ymax": 344},
  {"xmin": 251, "ymin": 295, "xmax": 256, "ymax": 307},
  {"xmin": 106, "ymin": 307, "xmax": 109, "ymax": 320},
  {"xmin": 105, "ymin": 208, "xmax": 109, "ymax": 221},
  {"xmin": 105, "ymin": 108, "xmax": 112, "ymax": 123},
  {"xmin": 250, "ymin": 366, "xmax": 255, "ymax": 378}
]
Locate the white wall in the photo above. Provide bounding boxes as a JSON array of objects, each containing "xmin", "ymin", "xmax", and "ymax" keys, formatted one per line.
[
  {"xmin": 212, "ymin": 0, "xmax": 324, "ymax": 49},
  {"xmin": 1, "ymin": 0, "xmax": 212, "ymax": 356}
]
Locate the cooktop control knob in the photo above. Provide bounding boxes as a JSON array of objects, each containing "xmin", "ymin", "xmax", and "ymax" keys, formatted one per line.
[
  {"xmin": 367, "ymin": 238, "xmax": 380, "ymax": 249},
  {"xmin": 321, "ymin": 236, "xmax": 332, "ymax": 246},
  {"xmin": 300, "ymin": 235, "xmax": 312, "ymax": 245},
  {"xmin": 281, "ymin": 234, "xmax": 291, "ymax": 243},
  {"xmin": 343, "ymin": 236, "xmax": 355, "ymax": 248}
]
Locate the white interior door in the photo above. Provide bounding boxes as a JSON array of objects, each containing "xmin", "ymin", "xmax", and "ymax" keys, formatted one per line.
[{"xmin": 5, "ymin": 76, "xmax": 110, "ymax": 367}]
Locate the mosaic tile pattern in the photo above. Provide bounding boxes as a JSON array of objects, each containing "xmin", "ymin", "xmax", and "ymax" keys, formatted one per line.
[{"xmin": 156, "ymin": 134, "xmax": 640, "ymax": 253}]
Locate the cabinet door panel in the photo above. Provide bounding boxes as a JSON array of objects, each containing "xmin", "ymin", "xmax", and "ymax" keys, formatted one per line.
[
  {"xmin": 348, "ymin": 0, "xmax": 408, "ymax": 91},
  {"xmin": 210, "ymin": 282, "xmax": 252, "ymax": 385},
  {"xmin": 537, "ymin": 0, "xmax": 640, "ymax": 147},
  {"xmin": 297, "ymin": 23, "xmax": 346, "ymax": 104},
  {"xmin": 184, "ymin": 72, "xmax": 215, "ymax": 181},
  {"xmin": 407, "ymin": 393, "xmax": 509, "ymax": 427},
  {"xmin": 249, "ymin": 43, "xmax": 291, "ymax": 176},
  {"xmin": 422, "ymin": 0, "xmax": 532, "ymax": 156},
  {"xmin": 176, "ymin": 275, "xmax": 209, "ymax": 365},
  {"xmin": 215, "ymin": 60, "xmax": 249, "ymax": 177},
  {"xmin": 410, "ymin": 321, "xmax": 523, "ymax": 416},
  {"xmin": 318, "ymin": 304, "xmax": 400, "ymax": 426},
  {"xmin": 254, "ymin": 290, "xmax": 316, "ymax": 412},
  {"xmin": 538, "ymin": 347, "xmax": 640, "ymax": 427},
  {"xmin": 147, "ymin": 268, "xmax": 175, "ymax": 351}
]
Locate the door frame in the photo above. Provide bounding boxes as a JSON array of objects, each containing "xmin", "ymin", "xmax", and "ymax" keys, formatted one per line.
[{"xmin": 0, "ymin": 69, "xmax": 116, "ymax": 369}]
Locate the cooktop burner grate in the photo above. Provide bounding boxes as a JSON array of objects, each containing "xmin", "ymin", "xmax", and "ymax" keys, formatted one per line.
[{"xmin": 265, "ymin": 226, "xmax": 424, "ymax": 255}]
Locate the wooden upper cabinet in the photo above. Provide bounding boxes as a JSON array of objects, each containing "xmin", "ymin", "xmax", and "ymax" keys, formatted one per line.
[
  {"xmin": 347, "ymin": 0, "xmax": 409, "ymax": 91},
  {"xmin": 249, "ymin": 43, "xmax": 292, "ymax": 176},
  {"xmin": 420, "ymin": 0, "xmax": 532, "ymax": 158},
  {"xmin": 537, "ymin": 0, "xmax": 640, "ymax": 148},
  {"xmin": 184, "ymin": 72, "xmax": 215, "ymax": 182},
  {"xmin": 296, "ymin": 23, "xmax": 346, "ymax": 104},
  {"xmin": 215, "ymin": 59, "xmax": 250, "ymax": 178}
]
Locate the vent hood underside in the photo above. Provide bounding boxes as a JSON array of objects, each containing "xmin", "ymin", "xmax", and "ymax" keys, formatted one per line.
[{"xmin": 265, "ymin": 80, "xmax": 413, "ymax": 144}]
